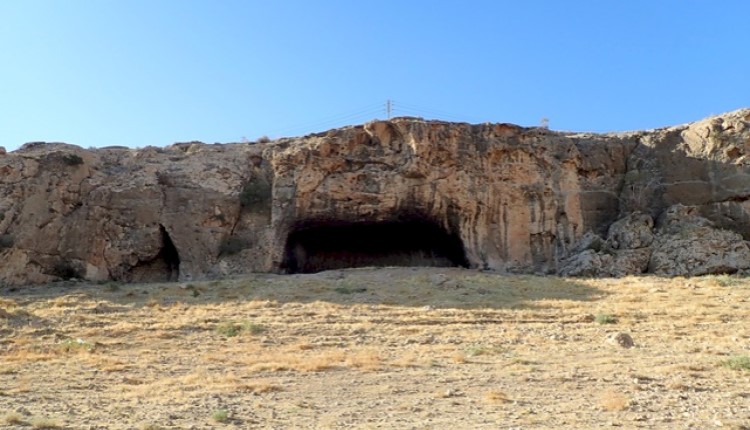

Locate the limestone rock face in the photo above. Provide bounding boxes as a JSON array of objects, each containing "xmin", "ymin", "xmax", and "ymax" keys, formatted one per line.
[
  {"xmin": 607, "ymin": 213, "xmax": 654, "ymax": 250},
  {"xmin": 1, "ymin": 109, "xmax": 750, "ymax": 285},
  {"xmin": 648, "ymin": 205, "xmax": 750, "ymax": 276},
  {"xmin": 558, "ymin": 213, "xmax": 654, "ymax": 278}
]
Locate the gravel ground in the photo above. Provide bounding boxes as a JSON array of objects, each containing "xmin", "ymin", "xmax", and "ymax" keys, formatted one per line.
[{"xmin": 1, "ymin": 268, "xmax": 749, "ymax": 429}]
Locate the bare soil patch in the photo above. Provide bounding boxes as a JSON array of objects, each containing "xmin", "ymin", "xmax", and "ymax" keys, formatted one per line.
[{"xmin": 2, "ymin": 268, "xmax": 749, "ymax": 429}]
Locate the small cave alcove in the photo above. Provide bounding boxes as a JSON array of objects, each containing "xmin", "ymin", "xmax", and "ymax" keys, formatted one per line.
[
  {"xmin": 127, "ymin": 225, "xmax": 181, "ymax": 282},
  {"xmin": 282, "ymin": 217, "xmax": 469, "ymax": 274}
]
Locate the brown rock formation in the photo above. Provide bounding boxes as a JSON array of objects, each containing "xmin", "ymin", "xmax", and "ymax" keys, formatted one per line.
[{"xmin": 1, "ymin": 109, "xmax": 750, "ymax": 285}]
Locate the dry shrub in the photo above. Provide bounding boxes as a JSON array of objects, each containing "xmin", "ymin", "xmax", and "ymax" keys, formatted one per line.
[
  {"xmin": 235, "ymin": 381, "xmax": 282, "ymax": 394},
  {"xmin": 600, "ymin": 390, "xmax": 630, "ymax": 412},
  {"xmin": 123, "ymin": 372, "xmax": 280, "ymax": 399},
  {"xmin": 244, "ymin": 349, "xmax": 347, "ymax": 373},
  {"xmin": 30, "ymin": 417, "xmax": 63, "ymax": 429},
  {"xmin": 81, "ymin": 355, "xmax": 130, "ymax": 372},
  {"xmin": 666, "ymin": 377, "xmax": 690, "ymax": 391},
  {"xmin": 298, "ymin": 350, "xmax": 347, "ymax": 372},
  {"xmin": 4, "ymin": 413, "xmax": 27, "ymax": 425},
  {"xmin": 346, "ymin": 349, "xmax": 382, "ymax": 371},
  {"xmin": 2, "ymin": 346, "xmax": 55, "ymax": 364},
  {"xmin": 484, "ymin": 390, "xmax": 511, "ymax": 403},
  {"xmin": 451, "ymin": 353, "xmax": 467, "ymax": 364},
  {"xmin": 391, "ymin": 351, "xmax": 421, "ymax": 368}
]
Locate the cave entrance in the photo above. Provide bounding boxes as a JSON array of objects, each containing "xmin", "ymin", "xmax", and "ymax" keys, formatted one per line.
[
  {"xmin": 128, "ymin": 225, "xmax": 181, "ymax": 282},
  {"xmin": 282, "ymin": 217, "xmax": 468, "ymax": 274}
]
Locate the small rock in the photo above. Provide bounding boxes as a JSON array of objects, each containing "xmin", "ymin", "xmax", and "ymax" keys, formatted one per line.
[
  {"xmin": 606, "ymin": 332, "xmax": 635, "ymax": 348},
  {"xmin": 429, "ymin": 273, "xmax": 448, "ymax": 285}
]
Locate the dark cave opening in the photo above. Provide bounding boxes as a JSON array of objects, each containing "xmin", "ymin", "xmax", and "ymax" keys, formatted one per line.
[
  {"xmin": 282, "ymin": 217, "xmax": 469, "ymax": 274},
  {"xmin": 159, "ymin": 225, "xmax": 181, "ymax": 281},
  {"xmin": 128, "ymin": 225, "xmax": 181, "ymax": 282}
]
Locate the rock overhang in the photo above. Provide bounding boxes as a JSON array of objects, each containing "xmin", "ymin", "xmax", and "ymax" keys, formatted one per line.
[{"xmin": 1, "ymin": 109, "xmax": 750, "ymax": 284}]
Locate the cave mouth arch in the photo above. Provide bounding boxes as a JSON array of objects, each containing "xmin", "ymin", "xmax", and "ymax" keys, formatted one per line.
[
  {"xmin": 282, "ymin": 216, "xmax": 469, "ymax": 274},
  {"xmin": 127, "ymin": 225, "xmax": 181, "ymax": 282}
]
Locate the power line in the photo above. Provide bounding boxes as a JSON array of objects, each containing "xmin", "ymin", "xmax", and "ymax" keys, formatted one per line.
[
  {"xmin": 266, "ymin": 103, "xmax": 384, "ymax": 137},
  {"xmin": 260, "ymin": 100, "xmax": 480, "ymax": 139},
  {"xmin": 392, "ymin": 101, "xmax": 479, "ymax": 123}
]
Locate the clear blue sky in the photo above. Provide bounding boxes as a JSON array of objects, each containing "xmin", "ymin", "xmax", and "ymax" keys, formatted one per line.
[{"xmin": 1, "ymin": 1, "xmax": 748, "ymax": 151}]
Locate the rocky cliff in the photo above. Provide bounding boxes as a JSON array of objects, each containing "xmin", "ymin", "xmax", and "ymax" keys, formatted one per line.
[{"xmin": 2, "ymin": 109, "xmax": 750, "ymax": 285}]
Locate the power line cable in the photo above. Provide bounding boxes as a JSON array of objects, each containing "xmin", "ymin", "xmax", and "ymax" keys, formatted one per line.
[
  {"xmin": 260, "ymin": 100, "xmax": 484, "ymax": 139},
  {"xmin": 393, "ymin": 101, "xmax": 480, "ymax": 123},
  {"xmin": 265, "ymin": 103, "xmax": 384, "ymax": 137}
]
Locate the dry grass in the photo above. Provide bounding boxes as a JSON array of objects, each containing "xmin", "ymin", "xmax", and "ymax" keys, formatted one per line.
[
  {"xmin": 484, "ymin": 390, "xmax": 511, "ymax": 403},
  {"xmin": 29, "ymin": 417, "xmax": 63, "ymax": 429},
  {"xmin": 1, "ymin": 268, "xmax": 750, "ymax": 428},
  {"xmin": 599, "ymin": 390, "xmax": 630, "ymax": 412},
  {"xmin": 3, "ymin": 414, "xmax": 26, "ymax": 425}
]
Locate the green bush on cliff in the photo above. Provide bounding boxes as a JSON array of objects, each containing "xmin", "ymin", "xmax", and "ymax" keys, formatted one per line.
[
  {"xmin": 0, "ymin": 234, "xmax": 13, "ymax": 249},
  {"xmin": 239, "ymin": 177, "xmax": 272, "ymax": 209}
]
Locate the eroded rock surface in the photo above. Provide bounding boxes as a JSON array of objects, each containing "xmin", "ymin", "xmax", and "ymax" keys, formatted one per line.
[
  {"xmin": 648, "ymin": 205, "xmax": 750, "ymax": 276},
  {"xmin": 1, "ymin": 109, "xmax": 750, "ymax": 285}
]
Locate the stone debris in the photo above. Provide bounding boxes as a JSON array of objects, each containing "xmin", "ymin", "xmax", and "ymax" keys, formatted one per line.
[{"xmin": 606, "ymin": 332, "xmax": 635, "ymax": 348}]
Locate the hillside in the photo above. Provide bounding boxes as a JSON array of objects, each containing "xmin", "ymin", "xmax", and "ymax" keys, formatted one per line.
[{"xmin": 1, "ymin": 268, "xmax": 749, "ymax": 428}]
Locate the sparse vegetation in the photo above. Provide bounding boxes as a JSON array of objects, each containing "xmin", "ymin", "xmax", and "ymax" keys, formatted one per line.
[
  {"xmin": 104, "ymin": 281, "xmax": 121, "ymax": 292},
  {"xmin": 59, "ymin": 338, "xmax": 96, "ymax": 353},
  {"xmin": 256, "ymin": 135, "xmax": 271, "ymax": 144},
  {"xmin": 465, "ymin": 345, "xmax": 505, "ymax": 357},
  {"xmin": 333, "ymin": 286, "xmax": 367, "ymax": 294},
  {"xmin": 239, "ymin": 177, "xmax": 272, "ymax": 210},
  {"xmin": 600, "ymin": 390, "xmax": 629, "ymax": 412},
  {"xmin": 713, "ymin": 274, "xmax": 745, "ymax": 287},
  {"xmin": 155, "ymin": 171, "xmax": 174, "ymax": 187},
  {"xmin": 4, "ymin": 413, "xmax": 27, "ymax": 425},
  {"xmin": 619, "ymin": 169, "xmax": 663, "ymax": 213},
  {"xmin": 62, "ymin": 153, "xmax": 84, "ymax": 166},
  {"xmin": 0, "ymin": 233, "xmax": 13, "ymax": 249},
  {"xmin": 30, "ymin": 417, "xmax": 63, "ymax": 429},
  {"xmin": 211, "ymin": 409, "xmax": 229, "ymax": 423},
  {"xmin": 187, "ymin": 284, "xmax": 201, "ymax": 297},
  {"xmin": 1, "ymin": 270, "xmax": 749, "ymax": 428},
  {"xmin": 721, "ymin": 355, "xmax": 750, "ymax": 371},
  {"xmin": 595, "ymin": 313, "xmax": 617, "ymax": 324},
  {"xmin": 218, "ymin": 236, "xmax": 250, "ymax": 256},
  {"xmin": 215, "ymin": 320, "xmax": 266, "ymax": 337},
  {"xmin": 484, "ymin": 390, "xmax": 511, "ymax": 403}
]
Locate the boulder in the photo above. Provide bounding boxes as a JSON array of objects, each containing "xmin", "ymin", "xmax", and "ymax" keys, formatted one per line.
[
  {"xmin": 606, "ymin": 212, "xmax": 654, "ymax": 249},
  {"xmin": 558, "ymin": 249, "xmax": 614, "ymax": 277},
  {"xmin": 648, "ymin": 205, "xmax": 750, "ymax": 276}
]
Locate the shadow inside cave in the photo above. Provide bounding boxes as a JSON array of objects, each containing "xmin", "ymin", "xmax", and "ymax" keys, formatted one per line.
[{"xmin": 281, "ymin": 217, "xmax": 469, "ymax": 274}]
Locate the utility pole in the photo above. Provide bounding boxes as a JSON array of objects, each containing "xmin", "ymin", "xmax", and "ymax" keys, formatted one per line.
[{"xmin": 386, "ymin": 99, "xmax": 392, "ymax": 119}]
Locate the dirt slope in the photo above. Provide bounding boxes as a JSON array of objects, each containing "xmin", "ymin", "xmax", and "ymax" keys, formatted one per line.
[{"xmin": 1, "ymin": 268, "xmax": 749, "ymax": 429}]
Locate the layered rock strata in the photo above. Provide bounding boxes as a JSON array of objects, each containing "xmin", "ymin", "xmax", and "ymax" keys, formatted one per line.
[{"xmin": 1, "ymin": 109, "xmax": 750, "ymax": 284}]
